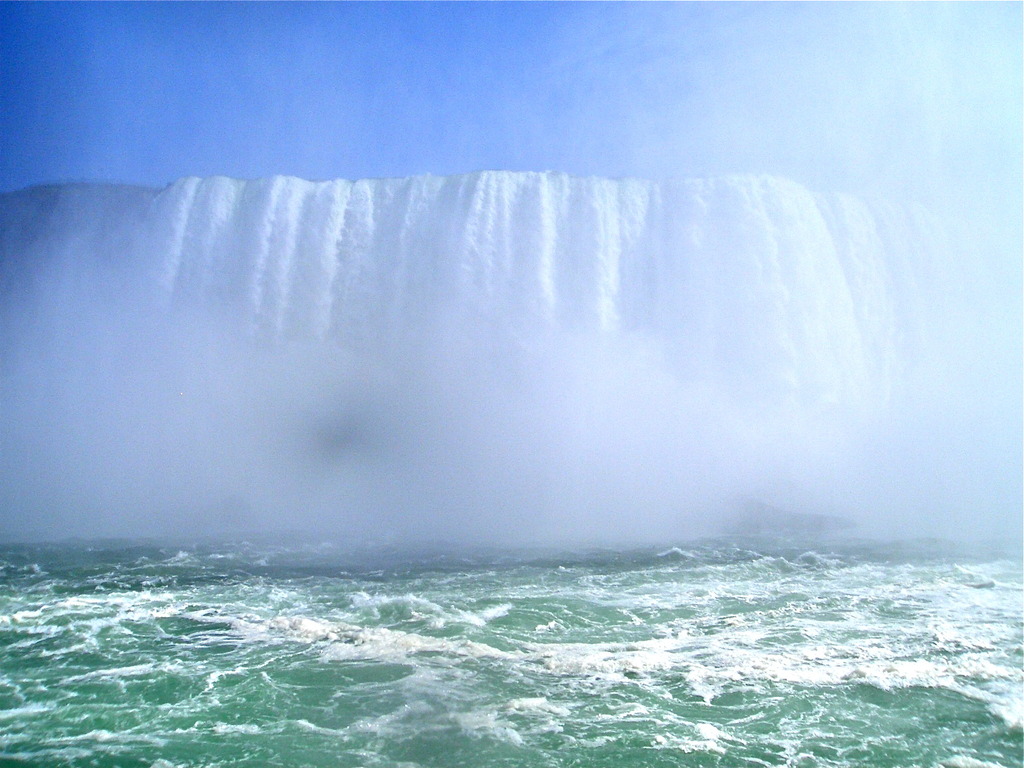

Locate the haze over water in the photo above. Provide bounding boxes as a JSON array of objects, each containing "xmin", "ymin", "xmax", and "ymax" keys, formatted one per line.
[{"xmin": 0, "ymin": 170, "xmax": 1016, "ymax": 546}]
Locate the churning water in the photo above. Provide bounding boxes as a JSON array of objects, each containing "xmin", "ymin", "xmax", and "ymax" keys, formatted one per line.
[{"xmin": 0, "ymin": 539, "xmax": 1020, "ymax": 767}]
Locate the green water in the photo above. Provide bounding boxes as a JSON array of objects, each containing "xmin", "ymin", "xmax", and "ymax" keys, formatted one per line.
[{"xmin": 0, "ymin": 539, "xmax": 1020, "ymax": 767}]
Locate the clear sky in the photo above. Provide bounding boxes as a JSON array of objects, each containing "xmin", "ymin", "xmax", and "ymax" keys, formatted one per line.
[{"xmin": 1, "ymin": 2, "xmax": 1021, "ymax": 218}]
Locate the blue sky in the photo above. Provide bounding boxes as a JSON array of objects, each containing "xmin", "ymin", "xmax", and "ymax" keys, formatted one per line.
[{"xmin": 1, "ymin": 1, "xmax": 1020, "ymax": 216}]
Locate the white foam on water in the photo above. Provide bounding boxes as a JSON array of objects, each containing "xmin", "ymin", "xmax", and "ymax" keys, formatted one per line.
[
  {"xmin": 533, "ymin": 619, "xmax": 562, "ymax": 632},
  {"xmin": 454, "ymin": 710, "xmax": 525, "ymax": 746},
  {"xmin": 292, "ymin": 719, "xmax": 349, "ymax": 738},
  {"xmin": 50, "ymin": 729, "xmax": 168, "ymax": 747},
  {"xmin": 1, "ymin": 747, "xmax": 94, "ymax": 762},
  {"xmin": 930, "ymin": 622, "xmax": 997, "ymax": 652},
  {"xmin": 505, "ymin": 697, "xmax": 572, "ymax": 718},
  {"xmin": 0, "ymin": 702, "xmax": 54, "ymax": 720},
  {"xmin": 63, "ymin": 660, "xmax": 189, "ymax": 684},
  {"xmin": 233, "ymin": 613, "xmax": 517, "ymax": 665},
  {"xmin": 656, "ymin": 547, "xmax": 691, "ymax": 559},
  {"xmin": 498, "ymin": 697, "xmax": 573, "ymax": 738},
  {"xmin": 953, "ymin": 565, "xmax": 998, "ymax": 589},
  {"xmin": 324, "ymin": 624, "xmax": 516, "ymax": 664},
  {"xmin": 652, "ymin": 726, "xmax": 727, "ymax": 755},
  {"xmin": 509, "ymin": 567, "xmax": 1023, "ymax": 729},
  {"xmin": 977, "ymin": 680, "xmax": 1024, "ymax": 731},
  {"xmin": 0, "ymin": 589, "xmax": 208, "ymax": 667},
  {"xmin": 695, "ymin": 722, "xmax": 728, "ymax": 741},
  {"xmin": 348, "ymin": 701, "xmax": 436, "ymax": 739},
  {"xmin": 349, "ymin": 592, "xmax": 512, "ymax": 629},
  {"xmin": 599, "ymin": 702, "xmax": 652, "ymax": 720},
  {"xmin": 203, "ymin": 666, "xmax": 247, "ymax": 694},
  {"xmin": 939, "ymin": 758, "xmax": 1008, "ymax": 768},
  {"xmin": 473, "ymin": 603, "xmax": 513, "ymax": 624},
  {"xmin": 267, "ymin": 615, "xmax": 342, "ymax": 642},
  {"xmin": 527, "ymin": 636, "xmax": 683, "ymax": 682},
  {"xmin": 49, "ymin": 592, "xmax": 176, "ymax": 613},
  {"xmin": 211, "ymin": 723, "xmax": 262, "ymax": 735},
  {"xmin": 7, "ymin": 609, "xmax": 43, "ymax": 622}
]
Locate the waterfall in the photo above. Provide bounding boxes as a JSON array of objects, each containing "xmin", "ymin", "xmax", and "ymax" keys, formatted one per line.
[
  {"xmin": 0, "ymin": 172, "xmax": 981, "ymax": 543},
  {"xmin": 2, "ymin": 173, "xmax": 952, "ymax": 407}
]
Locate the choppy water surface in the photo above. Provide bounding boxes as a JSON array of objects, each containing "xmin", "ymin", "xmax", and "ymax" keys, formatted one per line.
[{"xmin": 0, "ymin": 538, "xmax": 1020, "ymax": 767}]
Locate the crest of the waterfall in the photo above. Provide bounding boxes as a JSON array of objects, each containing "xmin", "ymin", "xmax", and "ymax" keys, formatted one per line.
[{"xmin": 0, "ymin": 172, "xmax": 985, "ymax": 543}]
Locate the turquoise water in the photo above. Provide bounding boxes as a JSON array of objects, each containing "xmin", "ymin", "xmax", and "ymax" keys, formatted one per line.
[{"xmin": 0, "ymin": 538, "xmax": 1020, "ymax": 767}]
